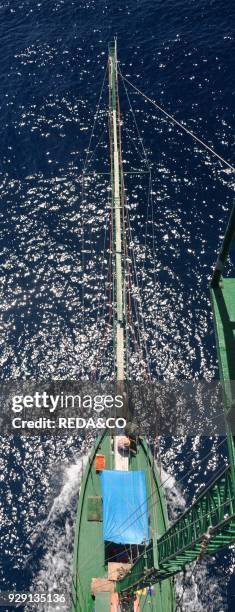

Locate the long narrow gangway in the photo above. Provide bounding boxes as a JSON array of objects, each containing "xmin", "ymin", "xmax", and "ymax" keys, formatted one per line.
[
  {"xmin": 109, "ymin": 39, "xmax": 125, "ymax": 385},
  {"xmin": 72, "ymin": 40, "xmax": 175, "ymax": 612},
  {"xmin": 116, "ymin": 203, "xmax": 235, "ymax": 595},
  {"xmin": 109, "ymin": 39, "xmax": 129, "ymax": 471},
  {"xmin": 116, "ymin": 466, "xmax": 235, "ymax": 594}
]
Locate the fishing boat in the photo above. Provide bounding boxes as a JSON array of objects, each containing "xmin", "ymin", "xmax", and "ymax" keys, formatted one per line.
[
  {"xmin": 71, "ymin": 39, "xmax": 175, "ymax": 612},
  {"xmin": 71, "ymin": 39, "xmax": 235, "ymax": 611}
]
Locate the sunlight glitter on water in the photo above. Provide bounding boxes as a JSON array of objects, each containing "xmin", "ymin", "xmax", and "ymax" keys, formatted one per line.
[{"xmin": 0, "ymin": 0, "xmax": 234, "ymax": 608}]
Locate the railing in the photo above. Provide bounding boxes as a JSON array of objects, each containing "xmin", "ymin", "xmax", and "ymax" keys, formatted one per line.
[{"xmin": 116, "ymin": 467, "xmax": 235, "ymax": 593}]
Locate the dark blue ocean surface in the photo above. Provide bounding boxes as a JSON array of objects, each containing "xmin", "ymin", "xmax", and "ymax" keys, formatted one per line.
[{"xmin": 0, "ymin": 1, "xmax": 234, "ymax": 610}]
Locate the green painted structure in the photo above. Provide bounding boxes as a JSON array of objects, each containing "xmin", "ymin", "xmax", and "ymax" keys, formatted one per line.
[
  {"xmin": 71, "ymin": 36, "xmax": 235, "ymax": 610},
  {"xmin": 71, "ymin": 432, "xmax": 175, "ymax": 610},
  {"xmin": 116, "ymin": 203, "xmax": 235, "ymax": 596},
  {"xmin": 210, "ymin": 203, "xmax": 235, "ymax": 491},
  {"xmin": 117, "ymin": 465, "xmax": 235, "ymax": 593},
  {"xmin": 71, "ymin": 40, "xmax": 175, "ymax": 611}
]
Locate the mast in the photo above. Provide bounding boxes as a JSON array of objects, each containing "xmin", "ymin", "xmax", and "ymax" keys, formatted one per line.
[{"xmin": 108, "ymin": 39, "xmax": 125, "ymax": 383}]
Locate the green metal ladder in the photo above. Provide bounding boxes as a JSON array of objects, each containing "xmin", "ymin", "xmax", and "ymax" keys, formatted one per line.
[{"xmin": 116, "ymin": 203, "xmax": 235, "ymax": 595}]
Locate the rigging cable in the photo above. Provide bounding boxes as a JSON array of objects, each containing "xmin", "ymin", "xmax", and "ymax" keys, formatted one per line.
[
  {"xmin": 104, "ymin": 462, "xmax": 231, "ymax": 566},
  {"xmin": 118, "ymin": 70, "xmax": 235, "ymax": 174},
  {"xmin": 107, "ymin": 458, "xmax": 231, "ymax": 545},
  {"xmin": 83, "ymin": 64, "xmax": 108, "ymax": 174},
  {"xmin": 119, "ymin": 70, "xmax": 163, "ymax": 379},
  {"xmin": 92, "ymin": 203, "xmax": 112, "ymax": 381},
  {"xmin": 125, "ymin": 209, "xmax": 150, "ymax": 377},
  {"xmin": 119, "ymin": 70, "xmax": 150, "ymax": 171},
  {"xmin": 105, "ymin": 490, "xmax": 234, "ymax": 587},
  {"xmin": 119, "ymin": 69, "xmax": 153, "ymax": 378},
  {"xmin": 77, "ymin": 64, "xmax": 111, "ymax": 378},
  {"xmin": 125, "ymin": 208, "xmax": 152, "ymax": 377},
  {"xmin": 119, "ymin": 68, "xmax": 152, "ymax": 300},
  {"xmin": 74, "ymin": 436, "xmax": 227, "ymax": 577},
  {"xmin": 117, "ymin": 70, "xmax": 130, "ymax": 379}
]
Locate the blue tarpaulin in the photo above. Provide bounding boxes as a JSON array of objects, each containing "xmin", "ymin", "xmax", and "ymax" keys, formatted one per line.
[{"xmin": 100, "ymin": 470, "xmax": 149, "ymax": 545}]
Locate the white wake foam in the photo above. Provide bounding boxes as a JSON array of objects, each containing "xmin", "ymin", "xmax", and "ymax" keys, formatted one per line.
[{"xmin": 27, "ymin": 454, "xmax": 88, "ymax": 612}]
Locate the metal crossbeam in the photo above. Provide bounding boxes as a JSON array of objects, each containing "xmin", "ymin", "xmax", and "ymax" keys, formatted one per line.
[{"xmin": 116, "ymin": 466, "xmax": 235, "ymax": 593}]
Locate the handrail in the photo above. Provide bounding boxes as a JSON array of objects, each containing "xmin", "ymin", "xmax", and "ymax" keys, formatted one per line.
[{"xmin": 116, "ymin": 466, "xmax": 235, "ymax": 592}]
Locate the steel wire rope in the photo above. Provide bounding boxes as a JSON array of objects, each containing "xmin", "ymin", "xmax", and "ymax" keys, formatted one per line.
[
  {"xmin": 117, "ymin": 476, "xmax": 235, "ymax": 579},
  {"xmin": 98, "ymin": 440, "xmax": 229, "ymax": 580},
  {"xmin": 116, "ymin": 70, "xmax": 130, "ymax": 380},
  {"xmin": 82, "ymin": 64, "xmax": 108, "ymax": 174},
  {"xmin": 125, "ymin": 208, "xmax": 152, "ymax": 377},
  {"xmin": 92, "ymin": 201, "xmax": 112, "ymax": 381},
  {"xmin": 105, "ymin": 491, "xmax": 235, "ymax": 590},
  {"xmin": 148, "ymin": 169, "xmax": 162, "ymax": 381},
  {"xmin": 117, "ymin": 69, "xmax": 167, "ymax": 380},
  {"xmin": 81, "ymin": 172, "xmax": 85, "ymax": 377},
  {"xmin": 77, "ymin": 65, "xmax": 110, "ymax": 379},
  {"xmin": 118, "ymin": 126, "xmax": 153, "ymax": 354},
  {"xmin": 113, "ymin": 124, "xmax": 147, "ymax": 376},
  {"xmin": 87, "ymin": 64, "xmax": 118, "ymax": 380},
  {"xmin": 118, "ymin": 72, "xmax": 235, "ymax": 174},
  {"xmin": 119, "ymin": 69, "xmax": 150, "ymax": 171},
  {"xmin": 74, "ymin": 436, "xmax": 227, "ymax": 578},
  {"xmin": 125, "ymin": 215, "xmax": 149, "ymax": 377},
  {"xmin": 74, "ymin": 65, "xmax": 234, "ymax": 378},
  {"xmin": 122, "ymin": 178, "xmax": 148, "ymax": 378},
  {"xmin": 82, "ymin": 125, "xmax": 109, "ymax": 175},
  {"xmin": 82, "ymin": 177, "xmax": 107, "ymax": 364},
  {"xmin": 119, "ymin": 70, "xmax": 153, "ymax": 301},
  {"xmin": 73, "ymin": 62, "xmax": 233, "ymax": 584},
  {"xmin": 80, "ymin": 147, "xmax": 109, "ymax": 339},
  {"xmin": 122, "ymin": 172, "xmax": 153, "ymax": 378},
  {"xmin": 140, "ymin": 172, "xmax": 152, "ymax": 293},
  {"xmin": 121, "ymin": 122, "xmax": 148, "ymax": 167},
  {"xmin": 106, "ymin": 460, "xmax": 231, "ymax": 581},
  {"xmin": 123, "ymin": 214, "xmax": 146, "ymax": 378},
  {"xmin": 75, "ymin": 437, "xmax": 228, "ymax": 578},
  {"xmin": 123, "ymin": 204, "xmax": 134, "ymax": 376},
  {"xmin": 84, "ymin": 196, "xmax": 109, "ymax": 378},
  {"xmin": 106, "ymin": 450, "xmax": 230, "ymax": 549},
  {"xmin": 119, "ymin": 70, "xmax": 153, "ymax": 295},
  {"xmin": 121, "ymin": 177, "xmax": 152, "ymax": 378}
]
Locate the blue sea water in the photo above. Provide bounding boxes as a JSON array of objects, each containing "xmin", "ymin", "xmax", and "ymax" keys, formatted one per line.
[{"xmin": 0, "ymin": 0, "xmax": 234, "ymax": 610}]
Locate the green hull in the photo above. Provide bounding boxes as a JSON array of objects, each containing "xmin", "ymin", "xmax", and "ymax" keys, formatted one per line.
[{"xmin": 72, "ymin": 433, "xmax": 175, "ymax": 611}]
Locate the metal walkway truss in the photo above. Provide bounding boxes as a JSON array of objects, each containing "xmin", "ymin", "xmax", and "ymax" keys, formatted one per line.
[{"xmin": 117, "ymin": 465, "xmax": 235, "ymax": 594}]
